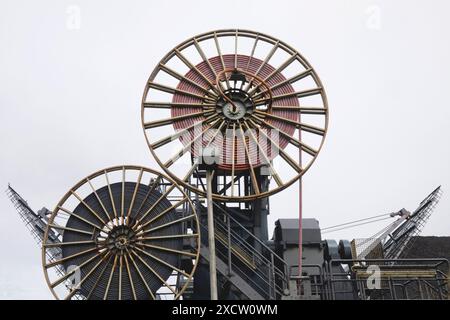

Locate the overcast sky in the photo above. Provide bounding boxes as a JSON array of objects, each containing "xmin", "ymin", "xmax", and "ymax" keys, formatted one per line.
[{"xmin": 1, "ymin": 0, "xmax": 449, "ymax": 299}]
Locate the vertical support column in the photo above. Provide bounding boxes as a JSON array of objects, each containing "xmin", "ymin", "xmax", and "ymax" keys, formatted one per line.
[
  {"xmin": 447, "ymin": 270, "xmax": 450, "ymax": 300},
  {"xmin": 227, "ymin": 214, "xmax": 232, "ymax": 276},
  {"xmin": 298, "ymin": 127, "xmax": 303, "ymax": 281},
  {"xmin": 206, "ymin": 169, "xmax": 218, "ymax": 300},
  {"xmin": 254, "ymin": 169, "xmax": 269, "ymax": 242}
]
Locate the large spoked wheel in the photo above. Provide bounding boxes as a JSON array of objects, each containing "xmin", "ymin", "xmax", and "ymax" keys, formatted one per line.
[
  {"xmin": 42, "ymin": 165, "xmax": 200, "ymax": 300},
  {"xmin": 141, "ymin": 29, "xmax": 328, "ymax": 202}
]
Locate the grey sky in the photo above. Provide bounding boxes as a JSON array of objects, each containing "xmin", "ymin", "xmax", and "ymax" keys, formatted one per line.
[{"xmin": 1, "ymin": 0, "xmax": 449, "ymax": 299}]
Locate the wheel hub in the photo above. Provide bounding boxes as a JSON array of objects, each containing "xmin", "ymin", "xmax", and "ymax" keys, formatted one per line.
[
  {"xmin": 216, "ymin": 89, "xmax": 254, "ymax": 122},
  {"xmin": 104, "ymin": 224, "xmax": 137, "ymax": 254}
]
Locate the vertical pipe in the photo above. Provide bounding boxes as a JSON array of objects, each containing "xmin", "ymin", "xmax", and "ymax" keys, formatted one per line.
[
  {"xmin": 227, "ymin": 214, "xmax": 232, "ymax": 276},
  {"xmin": 206, "ymin": 169, "xmax": 218, "ymax": 300},
  {"xmin": 298, "ymin": 127, "xmax": 303, "ymax": 283},
  {"xmin": 330, "ymin": 262, "xmax": 336, "ymax": 300},
  {"xmin": 437, "ymin": 277, "xmax": 443, "ymax": 300},
  {"xmin": 417, "ymin": 278, "xmax": 424, "ymax": 299},
  {"xmin": 271, "ymin": 253, "xmax": 275, "ymax": 299},
  {"xmin": 388, "ymin": 277, "xmax": 396, "ymax": 300},
  {"xmin": 359, "ymin": 279, "xmax": 366, "ymax": 300},
  {"xmin": 267, "ymin": 259, "xmax": 272, "ymax": 299}
]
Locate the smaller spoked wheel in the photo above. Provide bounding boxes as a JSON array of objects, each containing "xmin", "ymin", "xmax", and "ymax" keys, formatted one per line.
[{"xmin": 42, "ymin": 165, "xmax": 199, "ymax": 300}]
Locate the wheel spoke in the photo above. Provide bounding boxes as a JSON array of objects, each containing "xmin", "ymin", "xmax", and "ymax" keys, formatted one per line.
[
  {"xmin": 213, "ymin": 32, "xmax": 231, "ymax": 89},
  {"xmin": 138, "ymin": 233, "xmax": 198, "ymax": 241},
  {"xmin": 143, "ymin": 101, "xmax": 215, "ymax": 109},
  {"xmin": 126, "ymin": 249, "xmax": 156, "ymax": 299},
  {"xmin": 270, "ymin": 106, "xmax": 326, "ymax": 114},
  {"xmin": 159, "ymin": 63, "xmax": 218, "ymax": 99},
  {"xmin": 254, "ymin": 110, "xmax": 325, "ymax": 136},
  {"xmin": 150, "ymin": 114, "xmax": 218, "ymax": 149},
  {"xmin": 86, "ymin": 177, "xmax": 114, "ymax": 222},
  {"xmin": 251, "ymin": 68, "xmax": 313, "ymax": 100},
  {"xmin": 204, "ymin": 119, "xmax": 226, "ymax": 149},
  {"xmin": 123, "ymin": 254, "xmax": 137, "ymax": 300},
  {"xmin": 248, "ymin": 119, "xmax": 303, "ymax": 173},
  {"xmin": 242, "ymin": 120, "xmax": 283, "ymax": 187},
  {"xmin": 49, "ymin": 251, "xmax": 105, "ymax": 288},
  {"xmin": 245, "ymin": 34, "xmax": 259, "ymax": 72},
  {"xmin": 174, "ymin": 49, "xmax": 221, "ymax": 96},
  {"xmin": 247, "ymin": 53, "xmax": 297, "ymax": 96},
  {"xmin": 143, "ymin": 214, "xmax": 196, "ymax": 235},
  {"xmin": 135, "ymin": 184, "xmax": 177, "ymax": 225},
  {"xmin": 118, "ymin": 255, "xmax": 123, "ymax": 300},
  {"xmin": 243, "ymin": 40, "xmax": 279, "ymax": 92},
  {"xmin": 57, "ymin": 206, "xmax": 104, "ymax": 231},
  {"xmin": 121, "ymin": 167, "xmax": 125, "ymax": 225},
  {"xmin": 44, "ymin": 240, "xmax": 95, "ymax": 248},
  {"xmin": 234, "ymin": 30, "xmax": 238, "ymax": 69},
  {"xmin": 126, "ymin": 168, "xmax": 143, "ymax": 225},
  {"xmin": 193, "ymin": 38, "xmax": 226, "ymax": 92},
  {"xmin": 130, "ymin": 176, "xmax": 162, "ymax": 225},
  {"xmin": 133, "ymin": 246, "xmax": 190, "ymax": 277},
  {"xmin": 136, "ymin": 242, "xmax": 195, "ymax": 258},
  {"xmin": 130, "ymin": 249, "xmax": 178, "ymax": 296},
  {"xmin": 252, "ymin": 118, "xmax": 319, "ymax": 156},
  {"xmin": 64, "ymin": 252, "xmax": 111, "ymax": 300},
  {"xmin": 148, "ymin": 82, "xmax": 215, "ymax": 102},
  {"xmin": 231, "ymin": 123, "xmax": 236, "ymax": 196},
  {"xmin": 138, "ymin": 197, "xmax": 188, "ymax": 231},
  {"xmin": 105, "ymin": 170, "xmax": 118, "ymax": 223},
  {"xmin": 268, "ymin": 53, "xmax": 298, "ymax": 79},
  {"xmin": 86, "ymin": 254, "xmax": 113, "ymax": 299},
  {"xmin": 183, "ymin": 160, "xmax": 199, "ymax": 183},
  {"xmin": 237, "ymin": 122, "xmax": 260, "ymax": 195},
  {"xmin": 70, "ymin": 190, "xmax": 109, "ymax": 227},
  {"xmin": 48, "ymin": 224, "xmax": 93, "ymax": 236},
  {"xmin": 144, "ymin": 110, "xmax": 212, "ymax": 130},
  {"xmin": 162, "ymin": 117, "xmax": 222, "ymax": 168},
  {"xmin": 298, "ymin": 122, "xmax": 326, "ymax": 136},
  {"xmin": 45, "ymin": 246, "xmax": 99, "ymax": 269},
  {"xmin": 103, "ymin": 255, "xmax": 118, "ymax": 300},
  {"xmin": 254, "ymin": 87, "xmax": 322, "ymax": 106}
]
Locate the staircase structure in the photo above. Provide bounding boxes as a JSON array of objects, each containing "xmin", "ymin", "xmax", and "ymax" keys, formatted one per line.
[{"xmin": 195, "ymin": 200, "xmax": 289, "ymax": 300}]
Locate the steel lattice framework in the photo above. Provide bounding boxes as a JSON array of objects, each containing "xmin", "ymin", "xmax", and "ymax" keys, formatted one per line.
[{"xmin": 383, "ymin": 186, "xmax": 443, "ymax": 259}]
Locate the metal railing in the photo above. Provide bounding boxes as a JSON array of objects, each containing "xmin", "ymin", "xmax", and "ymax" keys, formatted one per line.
[
  {"xmin": 196, "ymin": 200, "xmax": 289, "ymax": 299},
  {"xmin": 323, "ymin": 258, "xmax": 449, "ymax": 300}
]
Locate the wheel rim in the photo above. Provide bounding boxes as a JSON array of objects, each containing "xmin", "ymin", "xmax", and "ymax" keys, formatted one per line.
[
  {"xmin": 141, "ymin": 29, "xmax": 329, "ymax": 201},
  {"xmin": 42, "ymin": 165, "xmax": 200, "ymax": 300}
]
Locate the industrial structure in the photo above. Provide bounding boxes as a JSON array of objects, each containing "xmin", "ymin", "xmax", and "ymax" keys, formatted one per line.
[{"xmin": 6, "ymin": 29, "xmax": 449, "ymax": 300}]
